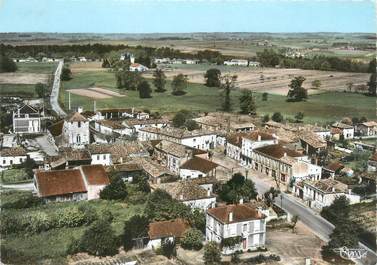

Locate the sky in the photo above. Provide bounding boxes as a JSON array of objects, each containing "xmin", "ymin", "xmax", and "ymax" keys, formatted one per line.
[{"xmin": 0, "ymin": 0, "xmax": 375, "ymax": 33}]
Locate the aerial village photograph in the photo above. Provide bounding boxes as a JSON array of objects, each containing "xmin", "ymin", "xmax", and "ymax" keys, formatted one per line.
[{"xmin": 0, "ymin": 0, "xmax": 376, "ymax": 265}]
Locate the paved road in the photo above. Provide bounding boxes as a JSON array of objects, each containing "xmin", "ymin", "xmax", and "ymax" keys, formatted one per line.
[
  {"xmin": 50, "ymin": 60, "xmax": 66, "ymax": 117},
  {"xmin": 212, "ymin": 153, "xmax": 377, "ymax": 265}
]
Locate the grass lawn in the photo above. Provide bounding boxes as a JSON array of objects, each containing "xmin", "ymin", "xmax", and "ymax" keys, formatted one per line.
[
  {"xmin": 61, "ymin": 71, "xmax": 376, "ymax": 124},
  {"xmin": 16, "ymin": 62, "xmax": 58, "ymax": 74},
  {"xmin": 0, "ymin": 83, "xmax": 36, "ymax": 97},
  {"xmin": 1, "ymin": 168, "xmax": 32, "ymax": 184},
  {"xmin": 1, "ymin": 196, "xmax": 145, "ymax": 264}
]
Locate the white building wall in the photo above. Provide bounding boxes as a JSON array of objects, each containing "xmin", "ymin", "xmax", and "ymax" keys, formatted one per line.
[
  {"xmin": 0, "ymin": 155, "xmax": 27, "ymax": 167},
  {"xmin": 180, "ymin": 168, "xmax": 207, "ymax": 180},
  {"xmin": 91, "ymin": 153, "xmax": 112, "ymax": 166},
  {"xmin": 183, "ymin": 197, "xmax": 216, "ymax": 210},
  {"xmin": 63, "ymin": 120, "xmax": 90, "ymax": 148}
]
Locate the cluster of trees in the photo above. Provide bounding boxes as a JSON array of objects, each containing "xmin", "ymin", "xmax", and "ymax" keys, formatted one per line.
[
  {"xmin": 172, "ymin": 110, "xmax": 199, "ymax": 131},
  {"xmin": 287, "ymin": 76, "xmax": 308, "ymax": 102},
  {"xmin": 100, "ymin": 175, "xmax": 150, "ymax": 201},
  {"xmin": 61, "ymin": 66, "xmax": 72, "ymax": 81},
  {"xmin": 239, "ymin": 90, "xmax": 256, "ymax": 115},
  {"xmin": 218, "ymin": 173, "xmax": 258, "ymax": 204},
  {"xmin": 321, "ymin": 196, "xmax": 376, "ymax": 260},
  {"xmin": 256, "ymin": 48, "xmax": 373, "ymax": 73},
  {"xmin": 0, "ymin": 53, "xmax": 17, "ymax": 73}
]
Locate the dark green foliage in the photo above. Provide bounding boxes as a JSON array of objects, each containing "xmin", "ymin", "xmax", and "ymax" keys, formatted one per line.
[
  {"xmin": 181, "ymin": 228, "xmax": 203, "ymax": 250},
  {"xmin": 262, "ymin": 92, "xmax": 268, "ymax": 101},
  {"xmin": 144, "ymin": 189, "xmax": 191, "ymax": 221},
  {"xmin": 185, "ymin": 119, "xmax": 200, "ymax": 131},
  {"xmin": 321, "ymin": 196, "xmax": 350, "ymax": 226},
  {"xmin": 294, "ymin": 112, "xmax": 304, "ymax": 123},
  {"xmin": 262, "ymin": 114, "xmax": 270, "ymax": 123},
  {"xmin": 101, "ymin": 58, "xmax": 111, "ymax": 68},
  {"xmin": 222, "ymin": 236, "xmax": 242, "ymax": 248},
  {"xmin": 203, "ymin": 242, "xmax": 221, "ymax": 264},
  {"xmin": 367, "ymin": 73, "xmax": 376, "ymax": 96},
  {"xmin": 287, "ymin": 76, "xmax": 308, "ymax": 102},
  {"xmin": 239, "ymin": 90, "xmax": 256, "ymax": 115},
  {"xmin": 138, "ymin": 80, "xmax": 152, "ymax": 98},
  {"xmin": 171, "ymin": 74, "xmax": 188, "ymax": 95},
  {"xmin": 116, "ymin": 70, "xmax": 142, "ymax": 90},
  {"xmin": 256, "ymin": 49, "xmax": 280, "ymax": 67},
  {"xmin": 123, "ymin": 215, "xmax": 149, "ymax": 251},
  {"xmin": 263, "ymin": 187, "xmax": 280, "ymax": 207},
  {"xmin": 271, "ymin": 112, "xmax": 283, "ymax": 122},
  {"xmin": 205, "ymin": 68, "xmax": 221, "ymax": 87},
  {"xmin": 172, "ymin": 110, "xmax": 193, "ymax": 128},
  {"xmin": 76, "ymin": 219, "xmax": 119, "ymax": 257},
  {"xmin": 221, "ymin": 75, "xmax": 237, "ymax": 112},
  {"xmin": 321, "ymin": 221, "xmax": 359, "ymax": 259},
  {"xmin": 153, "ymin": 69, "xmax": 167, "ymax": 92},
  {"xmin": 243, "ymin": 254, "xmax": 281, "ymax": 263},
  {"xmin": 35, "ymin": 83, "xmax": 47, "ymax": 98},
  {"xmin": 219, "ymin": 173, "xmax": 257, "ymax": 204},
  {"xmin": 160, "ymin": 240, "xmax": 176, "ymax": 259},
  {"xmin": 188, "ymin": 208, "xmax": 206, "ymax": 233},
  {"xmin": 61, "ymin": 67, "xmax": 72, "ymax": 81},
  {"xmin": 99, "ymin": 176, "xmax": 128, "ymax": 200},
  {"xmin": 1, "ymin": 191, "xmax": 42, "ymax": 210},
  {"xmin": 0, "ymin": 53, "xmax": 17, "ymax": 73}
]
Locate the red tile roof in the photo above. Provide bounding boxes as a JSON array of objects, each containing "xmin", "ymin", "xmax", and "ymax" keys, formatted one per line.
[
  {"xmin": 207, "ymin": 204, "xmax": 264, "ymax": 224},
  {"xmin": 148, "ymin": 219, "xmax": 190, "ymax": 240},
  {"xmin": 254, "ymin": 144, "xmax": 302, "ymax": 160},
  {"xmin": 180, "ymin": 156, "xmax": 219, "ymax": 173},
  {"xmin": 35, "ymin": 169, "xmax": 87, "ymax": 197},
  {"xmin": 81, "ymin": 165, "xmax": 109, "ymax": 185}
]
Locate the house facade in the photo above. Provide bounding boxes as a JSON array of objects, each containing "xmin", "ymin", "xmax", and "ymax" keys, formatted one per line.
[
  {"xmin": 179, "ymin": 156, "xmax": 218, "ymax": 180},
  {"xmin": 0, "ymin": 147, "xmax": 28, "ymax": 168},
  {"xmin": 331, "ymin": 122, "xmax": 354, "ymax": 139},
  {"xmin": 62, "ymin": 112, "xmax": 90, "ymax": 148},
  {"xmin": 241, "ymin": 132, "xmax": 277, "ymax": 165},
  {"xmin": 13, "ymin": 104, "xmax": 42, "ymax": 134},
  {"xmin": 357, "ymin": 121, "xmax": 377, "ymax": 136},
  {"xmin": 147, "ymin": 219, "xmax": 190, "ymax": 249},
  {"xmin": 206, "ymin": 204, "xmax": 267, "ymax": 254}
]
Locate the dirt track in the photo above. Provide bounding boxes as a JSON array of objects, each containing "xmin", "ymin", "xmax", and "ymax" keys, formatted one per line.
[
  {"xmin": 0, "ymin": 72, "xmax": 49, "ymax": 84},
  {"xmin": 67, "ymin": 87, "xmax": 125, "ymax": 99}
]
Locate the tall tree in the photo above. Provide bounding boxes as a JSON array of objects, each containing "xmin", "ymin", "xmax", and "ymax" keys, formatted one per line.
[
  {"xmin": 116, "ymin": 71, "xmax": 142, "ymax": 90},
  {"xmin": 221, "ymin": 75, "xmax": 237, "ymax": 112},
  {"xmin": 171, "ymin": 74, "xmax": 188, "ymax": 96},
  {"xmin": 271, "ymin": 112, "xmax": 284, "ymax": 122},
  {"xmin": 99, "ymin": 176, "xmax": 128, "ymax": 200},
  {"xmin": 256, "ymin": 49, "xmax": 280, "ymax": 67},
  {"xmin": 153, "ymin": 69, "xmax": 167, "ymax": 92},
  {"xmin": 287, "ymin": 76, "xmax": 307, "ymax": 102},
  {"xmin": 367, "ymin": 73, "xmax": 376, "ymax": 96},
  {"xmin": 35, "ymin": 83, "xmax": 47, "ymax": 98},
  {"xmin": 321, "ymin": 196, "xmax": 350, "ymax": 226},
  {"xmin": 239, "ymin": 90, "xmax": 256, "ymax": 115},
  {"xmin": 138, "ymin": 80, "xmax": 152, "ymax": 98},
  {"xmin": 61, "ymin": 67, "xmax": 72, "ymax": 81},
  {"xmin": 0, "ymin": 53, "xmax": 17, "ymax": 73},
  {"xmin": 219, "ymin": 173, "xmax": 257, "ymax": 204},
  {"xmin": 204, "ymin": 68, "xmax": 221, "ymax": 87},
  {"xmin": 77, "ymin": 219, "xmax": 119, "ymax": 257},
  {"xmin": 123, "ymin": 215, "xmax": 149, "ymax": 251}
]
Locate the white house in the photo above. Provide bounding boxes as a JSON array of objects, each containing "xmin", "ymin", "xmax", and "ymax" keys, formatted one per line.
[
  {"xmin": 138, "ymin": 127, "xmax": 217, "ymax": 150},
  {"xmin": 206, "ymin": 204, "xmax": 267, "ymax": 254},
  {"xmin": 357, "ymin": 121, "xmax": 377, "ymax": 136},
  {"xmin": 88, "ymin": 144, "xmax": 112, "ymax": 166},
  {"xmin": 13, "ymin": 104, "xmax": 42, "ymax": 134},
  {"xmin": 94, "ymin": 120, "xmax": 128, "ymax": 136},
  {"xmin": 297, "ymin": 179, "xmax": 360, "ymax": 209},
  {"xmin": 159, "ymin": 181, "xmax": 216, "ymax": 210},
  {"xmin": 241, "ymin": 131, "xmax": 277, "ymax": 165},
  {"xmin": 224, "ymin": 59, "xmax": 249, "ymax": 66},
  {"xmin": 179, "ymin": 156, "xmax": 219, "ymax": 180},
  {"xmin": 147, "ymin": 219, "xmax": 190, "ymax": 249},
  {"xmin": 331, "ymin": 122, "xmax": 354, "ymax": 139},
  {"xmin": 129, "ymin": 63, "xmax": 149, "ymax": 72},
  {"xmin": 0, "ymin": 147, "xmax": 28, "ymax": 168},
  {"xmin": 122, "ymin": 119, "xmax": 168, "ymax": 136},
  {"xmin": 62, "ymin": 112, "xmax": 90, "ymax": 148},
  {"xmin": 34, "ymin": 165, "xmax": 109, "ymax": 202}
]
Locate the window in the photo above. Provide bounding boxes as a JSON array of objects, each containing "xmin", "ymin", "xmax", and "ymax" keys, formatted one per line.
[
  {"xmin": 76, "ymin": 135, "xmax": 81, "ymax": 143},
  {"xmin": 97, "ymin": 155, "xmax": 100, "ymax": 160},
  {"xmin": 243, "ymin": 223, "xmax": 247, "ymax": 232},
  {"xmin": 10, "ymin": 160, "xmax": 13, "ymax": 165},
  {"xmin": 78, "ymin": 121, "xmax": 81, "ymax": 128},
  {"xmin": 2, "ymin": 160, "xmax": 5, "ymax": 165},
  {"xmin": 103, "ymin": 155, "xmax": 106, "ymax": 159},
  {"xmin": 19, "ymin": 158, "xmax": 23, "ymax": 163}
]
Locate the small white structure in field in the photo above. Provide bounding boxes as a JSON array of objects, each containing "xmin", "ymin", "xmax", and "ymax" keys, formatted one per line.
[{"xmin": 129, "ymin": 63, "xmax": 148, "ymax": 72}]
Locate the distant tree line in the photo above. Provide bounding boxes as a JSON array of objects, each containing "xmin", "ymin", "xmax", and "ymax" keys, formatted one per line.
[{"xmin": 257, "ymin": 48, "xmax": 374, "ymax": 73}]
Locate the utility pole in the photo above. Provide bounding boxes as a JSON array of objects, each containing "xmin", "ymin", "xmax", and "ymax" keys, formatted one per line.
[{"xmin": 68, "ymin": 91, "xmax": 71, "ymax": 110}]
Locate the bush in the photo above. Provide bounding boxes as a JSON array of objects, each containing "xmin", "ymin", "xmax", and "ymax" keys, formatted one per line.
[
  {"xmin": 100, "ymin": 175, "xmax": 128, "ymax": 200},
  {"xmin": 203, "ymin": 242, "xmax": 221, "ymax": 264},
  {"xmin": 1, "ymin": 190, "xmax": 42, "ymax": 209},
  {"xmin": 181, "ymin": 228, "xmax": 203, "ymax": 250},
  {"xmin": 160, "ymin": 240, "xmax": 176, "ymax": 259}
]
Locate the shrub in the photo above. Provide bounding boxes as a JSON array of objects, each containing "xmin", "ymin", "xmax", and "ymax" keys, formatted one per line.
[
  {"xmin": 203, "ymin": 242, "xmax": 221, "ymax": 264},
  {"xmin": 160, "ymin": 240, "xmax": 176, "ymax": 259},
  {"xmin": 181, "ymin": 228, "xmax": 203, "ymax": 250}
]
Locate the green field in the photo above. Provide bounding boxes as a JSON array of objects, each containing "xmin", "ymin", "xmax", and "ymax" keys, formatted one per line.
[
  {"xmin": 1, "ymin": 191, "xmax": 145, "ymax": 264},
  {"xmin": 1, "ymin": 169, "xmax": 31, "ymax": 184},
  {"xmin": 0, "ymin": 83, "xmax": 36, "ymax": 97},
  {"xmin": 16, "ymin": 62, "xmax": 58, "ymax": 74},
  {"xmin": 61, "ymin": 71, "xmax": 375, "ymax": 124}
]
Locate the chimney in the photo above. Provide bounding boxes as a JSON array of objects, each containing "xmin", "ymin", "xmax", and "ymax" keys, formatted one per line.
[
  {"xmin": 228, "ymin": 212, "xmax": 233, "ymax": 222},
  {"xmin": 180, "ymin": 194, "xmax": 184, "ymax": 200},
  {"xmin": 332, "ymin": 187, "xmax": 335, "ymax": 192},
  {"xmin": 77, "ymin": 106, "xmax": 83, "ymax": 113},
  {"xmin": 207, "ymin": 189, "xmax": 211, "ymax": 197},
  {"xmin": 284, "ymin": 152, "xmax": 287, "ymax": 157},
  {"xmin": 257, "ymin": 135, "xmax": 261, "ymax": 141}
]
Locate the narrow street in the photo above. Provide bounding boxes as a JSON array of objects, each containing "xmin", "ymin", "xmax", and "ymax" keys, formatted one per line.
[{"xmin": 50, "ymin": 60, "xmax": 66, "ymax": 117}]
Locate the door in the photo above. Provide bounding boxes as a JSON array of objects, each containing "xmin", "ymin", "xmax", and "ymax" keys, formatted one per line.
[{"xmin": 243, "ymin": 238, "xmax": 247, "ymax": 249}]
